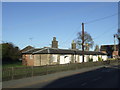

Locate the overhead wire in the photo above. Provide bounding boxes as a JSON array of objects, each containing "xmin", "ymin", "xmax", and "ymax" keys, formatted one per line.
[
  {"xmin": 60, "ymin": 12, "xmax": 119, "ymax": 48},
  {"xmin": 93, "ymin": 25, "xmax": 118, "ymax": 40},
  {"xmin": 85, "ymin": 12, "xmax": 118, "ymax": 24}
]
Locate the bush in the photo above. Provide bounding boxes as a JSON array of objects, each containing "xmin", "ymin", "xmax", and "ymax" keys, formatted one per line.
[
  {"xmin": 98, "ymin": 57, "xmax": 102, "ymax": 61},
  {"xmin": 107, "ymin": 58, "xmax": 116, "ymax": 60},
  {"xmin": 88, "ymin": 58, "xmax": 93, "ymax": 62}
]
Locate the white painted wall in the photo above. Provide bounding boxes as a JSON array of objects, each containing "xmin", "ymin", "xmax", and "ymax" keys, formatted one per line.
[
  {"xmin": 89, "ymin": 55, "xmax": 93, "ymax": 59},
  {"xmin": 65, "ymin": 55, "xmax": 71, "ymax": 63},
  {"xmin": 33, "ymin": 53, "xmax": 108, "ymax": 66},
  {"xmin": 78, "ymin": 55, "xmax": 88, "ymax": 63},
  {"xmin": 51, "ymin": 55, "xmax": 57, "ymax": 62},
  {"xmin": 84, "ymin": 55, "xmax": 90, "ymax": 62},
  {"xmin": 60, "ymin": 55, "xmax": 71, "ymax": 64},
  {"xmin": 60, "ymin": 55, "xmax": 64, "ymax": 64},
  {"xmin": 93, "ymin": 55, "xmax": 98, "ymax": 62},
  {"xmin": 79, "ymin": 55, "xmax": 83, "ymax": 63},
  {"xmin": 84, "ymin": 55, "xmax": 87, "ymax": 62},
  {"xmin": 102, "ymin": 55, "xmax": 107, "ymax": 61},
  {"xmin": 50, "ymin": 54, "xmax": 107, "ymax": 65}
]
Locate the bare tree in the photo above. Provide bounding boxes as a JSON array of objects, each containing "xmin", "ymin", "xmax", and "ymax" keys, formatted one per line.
[{"xmin": 75, "ymin": 31, "xmax": 94, "ymax": 50}]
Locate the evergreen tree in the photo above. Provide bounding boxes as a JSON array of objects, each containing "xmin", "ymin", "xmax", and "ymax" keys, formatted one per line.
[
  {"xmin": 2, "ymin": 42, "xmax": 21, "ymax": 63},
  {"xmin": 94, "ymin": 45, "xmax": 100, "ymax": 52}
]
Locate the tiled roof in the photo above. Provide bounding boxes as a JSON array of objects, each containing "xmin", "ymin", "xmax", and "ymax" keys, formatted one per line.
[
  {"xmin": 22, "ymin": 47, "xmax": 107, "ymax": 55},
  {"xmin": 20, "ymin": 46, "xmax": 34, "ymax": 53},
  {"xmin": 22, "ymin": 48, "xmax": 43, "ymax": 54}
]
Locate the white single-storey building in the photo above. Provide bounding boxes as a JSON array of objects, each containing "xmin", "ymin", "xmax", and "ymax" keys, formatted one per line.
[
  {"xmin": 22, "ymin": 47, "xmax": 107, "ymax": 66},
  {"xmin": 22, "ymin": 37, "xmax": 107, "ymax": 66}
]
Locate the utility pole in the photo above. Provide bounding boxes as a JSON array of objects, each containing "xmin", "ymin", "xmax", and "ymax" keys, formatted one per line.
[
  {"xmin": 114, "ymin": 35, "xmax": 116, "ymax": 51},
  {"xmin": 82, "ymin": 23, "xmax": 84, "ymax": 62}
]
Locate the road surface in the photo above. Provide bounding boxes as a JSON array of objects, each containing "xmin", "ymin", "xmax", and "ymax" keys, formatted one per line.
[
  {"xmin": 2, "ymin": 65, "xmax": 120, "ymax": 89},
  {"xmin": 44, "ymin": 65, "xmax": 120, "ymax": 88}
]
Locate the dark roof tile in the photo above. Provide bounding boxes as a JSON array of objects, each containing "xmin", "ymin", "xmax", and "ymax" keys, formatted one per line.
[{"xmin": 22, "ymin": 47, "xmax": 107, "ymax": 55}]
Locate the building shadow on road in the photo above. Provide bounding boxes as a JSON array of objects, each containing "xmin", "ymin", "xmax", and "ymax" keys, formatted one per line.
[
  {"xmin": 42, "ymin": 66, "xmax": 120, "ymax": 88},
  {"xmin": 2, "ymin": 65, "xmax": 120, "ymax": 90}
]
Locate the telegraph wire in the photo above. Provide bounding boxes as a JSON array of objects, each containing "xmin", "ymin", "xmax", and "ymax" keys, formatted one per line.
[
  {"xmin": 93, "ymin": 25, "xmax": 118, "ymax": 40},
  {"xmin": 93, "ymin": 25, "xmax": 118, "ymax": 48},
  {"xmin": 59, "ymin": 12, "xmax": 119, "ymax": 48},
  {"xmin": 62, "ymin": 12, "xmax": 119, "ymax": 45},
  {"xmin": 85, "ymin": 12, "xmax": 118, "ymax": 24}
]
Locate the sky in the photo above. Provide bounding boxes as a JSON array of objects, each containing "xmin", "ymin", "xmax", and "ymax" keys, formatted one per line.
[{"xmin": 2, "ymin": 2, "xmax": 118, "ymax": 50}]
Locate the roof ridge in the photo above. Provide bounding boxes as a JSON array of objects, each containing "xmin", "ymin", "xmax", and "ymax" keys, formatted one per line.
[{"xmin": 50, "ymin": 48, "xmax": 81, "ymax": 51}]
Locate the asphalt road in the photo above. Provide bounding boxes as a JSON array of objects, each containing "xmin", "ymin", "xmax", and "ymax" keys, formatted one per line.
[
  {"xmin": 31, "ymin": 65, "xmax": 120, "ymax": 88},
  {"xmin": 43, "ymin": 65, "xmax": 120, "ymax": 88},
  {"xmin": 3, "ymin": 65, "xmax": 120, "ymax": 89}
]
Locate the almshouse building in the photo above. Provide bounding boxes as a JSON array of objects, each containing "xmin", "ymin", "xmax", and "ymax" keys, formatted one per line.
[{"xmin": 22, "ymin": 37, "xmax": 107, "ymax": 66}]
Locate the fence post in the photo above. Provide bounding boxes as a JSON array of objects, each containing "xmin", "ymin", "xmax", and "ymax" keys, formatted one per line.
[{"xmin": 11, "ymin": 67, "xmax": 14, "ymax": 80}]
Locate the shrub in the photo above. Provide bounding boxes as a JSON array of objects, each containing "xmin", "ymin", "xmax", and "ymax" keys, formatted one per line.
[
  {"xmin": 98, "ymin": 57, "xmax": 102, "ymax": 61},
  {"xmin": 2, "ymin": 42, "xmax": 21, "ymax": 63},
  {"xmin": 107, "ymin": 58, "xmax": 116, "ymax": 60},
  {"xmin": 88, "ymin": 58, "xmax": 93, "ymax": 62}
]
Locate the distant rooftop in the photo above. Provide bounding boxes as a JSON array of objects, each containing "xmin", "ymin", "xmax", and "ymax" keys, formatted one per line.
[
  {"xmin": 20, "ymin": 45, "xmax": 34, "ymax": 53},
  {"xmin": 100, "ymin": 45, "xmax": 119, "ymax": 51}
]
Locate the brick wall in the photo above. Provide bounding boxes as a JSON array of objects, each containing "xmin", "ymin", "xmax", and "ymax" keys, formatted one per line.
[
  {"xmin": 112, "ymin": 51, "xmax": 118, "ymax": 56},
  {"xmin": 22, "ymin": 54, "xmax": 27, "ymax": 65},
  {"xmin": 22, "ymin": 54, "xmax": 34, "ymax": 66}
]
